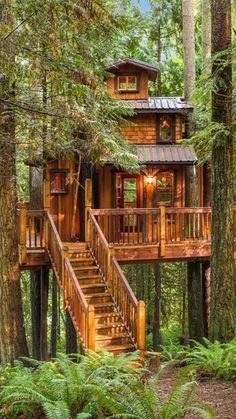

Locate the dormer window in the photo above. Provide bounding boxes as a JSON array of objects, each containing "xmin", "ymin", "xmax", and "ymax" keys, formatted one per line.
[
  {"xmin": 117, "ymin": 75, "xmax": 138, "ymax": 92},
  {"xmin": 158, "ymin": 115, "xmax": 175, "ymax": 143}
]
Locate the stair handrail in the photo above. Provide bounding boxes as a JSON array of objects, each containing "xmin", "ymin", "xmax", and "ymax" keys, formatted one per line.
[
  {"xmin": 111, "ymin": 257, "xmax": 145, "ymax": 350},
  {"xmin": 45, "ymin": 211, "xmax": 95, "ymax": 351},
  {"xmin": 88, "ymin": 208, "xmax": 146, "ymax": 350}
]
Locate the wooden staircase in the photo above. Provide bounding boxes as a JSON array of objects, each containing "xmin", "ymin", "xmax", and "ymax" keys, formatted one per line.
[
  {"xmin": 45, "ymin": 212, "xmax": 146, "ymax": 354},
  {"xmin": 68, "ymin": 246, "xmax": 135, "ymax": 353}
]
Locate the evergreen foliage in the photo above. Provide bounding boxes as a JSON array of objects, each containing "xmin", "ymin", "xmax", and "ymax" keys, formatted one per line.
[{"xmin": 0, "ymin": 352, "xmax": 214, "ymax": 419}]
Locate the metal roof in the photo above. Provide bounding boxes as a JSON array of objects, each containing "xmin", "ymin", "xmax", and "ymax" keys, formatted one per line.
[
  {"xmin": 122, "ymin": 97, "xmax": 193, "ymax": 113},
  {"xmin": 136, "ymin": 145, "xmax": 197, "ymax": 165},
  {"xmin": 105, "ymin": 58, "xmax": 158, "ymax": 81}
]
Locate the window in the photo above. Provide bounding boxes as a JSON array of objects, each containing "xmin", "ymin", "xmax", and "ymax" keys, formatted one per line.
[
  {"xmin": 50, "ymin": 169, "xmax": 69, "ymax": 195},
  {"xmin": 159, "ymin": 115, "xmax": 174, "ymax": 142},
  {"xmin": 117, "ymin": 75, "xmax": 138, "ymax": 91},
  {"xmin": 156, "ymin": 172, "xmax": 173, "ymax": 205}
]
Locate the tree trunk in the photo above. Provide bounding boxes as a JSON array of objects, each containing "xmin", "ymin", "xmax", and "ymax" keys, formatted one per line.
[
  {"xmin": 0, "ymin": 2, "xmax": 28, "ymax": 364},
  {"xmin": 40, "ymin": 267, "xmax": 49, "ymax": 360},
  {"xmin": 66, "ymin": 311, "xmax": 78, "ymax": 354},
  {"xmin": 187, "ymin": 262, "xmax": 205, "ymax": 341},
  {"xmin": 153, "ymin": 263, "xmax": 161, "ymax": 351},
  {"xmin": 182, "ymin": 0, "xmax": 196, "ymax": 100},
  {"xmin": 210, "ymin": 0, "xmax": 235, "ymax": 342},
  {"xmin": 50, "ymin": 273, "xmax": 58, "ymax": 358},
  {"xmin": 202, "ymin": 0, "xmax": 211, "ymax": 76},
  {"xmin": 79, "ymin": 161, "xmax": 91, "ymax": 241},
  {"xmin": 31, "ymin": 270, "xmax": 41, "ymax": 359}
]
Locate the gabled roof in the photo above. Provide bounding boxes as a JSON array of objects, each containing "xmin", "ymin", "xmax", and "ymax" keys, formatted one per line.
[
  {"xmin": 105, "ymin": 58, "xmax": 158, "ymax": 81},
  {"xmin": 136, "ymin": 145, "xmax": 196, "ymax": 165},
  {"xmin": 122, "ymin": 97, "xmax": 193, "ymax": 114}
]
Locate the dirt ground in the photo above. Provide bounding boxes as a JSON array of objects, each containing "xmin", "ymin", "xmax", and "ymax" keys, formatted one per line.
[{"xmin": 156, "ymin": 367, "xmax": 236, "ymax": 419}]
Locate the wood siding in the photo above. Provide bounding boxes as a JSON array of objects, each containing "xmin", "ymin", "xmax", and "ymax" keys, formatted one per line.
[{"xmin": 121, "ymin": 114, "xmax": 157, "ymax": 144}]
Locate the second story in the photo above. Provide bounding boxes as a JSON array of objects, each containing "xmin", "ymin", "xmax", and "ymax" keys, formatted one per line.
[{"xmin": 105, "ymin": 58, "xmax": 193, "ymax": 145}]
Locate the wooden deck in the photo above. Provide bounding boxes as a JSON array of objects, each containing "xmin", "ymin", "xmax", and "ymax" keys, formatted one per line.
[{"xmin": 18, "ymin": 205, "xmax": 236, "ymax": 266}]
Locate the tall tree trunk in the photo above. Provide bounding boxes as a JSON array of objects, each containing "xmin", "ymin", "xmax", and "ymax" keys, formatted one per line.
[
  {"xmin": 0, "ymin": 2, "xmax": 28, "ymax": 364},
  {"xmin": 187, "ymin": 262, "xmax": 205, "ymax": 341},
  {"xmin": 40, "ymin": 267, "xmax": 49, "ymax": 360},
  {"xmin": 153, "ymin": 263, "xmax": 161, "ymax": 351},
  {"xmin": 202, "ymin": 0, "xmax": 211, "ymax": 77},
  {"xmin": 66, "ymin": 311, "xmax": 77, "ymax": 354},
  {"xmin": 183, "ymin": 0, "xmax": 206, "ymax": 341},
  {"xmin": 210, "ymin": 0, "xmax": 235, "ymax": 342},
  {"xmin": 31, "ymin": 270, "xmax": 41, "ymax": 359},
  {"xmin": 182, "ymin": 0, "xmax": 196, "ymax": 101},
  {"xmin": 50, "ymin": 273, "xmax": 58, "ymax": 358}
]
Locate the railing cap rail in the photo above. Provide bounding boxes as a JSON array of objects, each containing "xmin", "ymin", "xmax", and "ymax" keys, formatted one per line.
[{"xmin": 112, "ymin": 256, "xmax": 138, "ymax": 308}]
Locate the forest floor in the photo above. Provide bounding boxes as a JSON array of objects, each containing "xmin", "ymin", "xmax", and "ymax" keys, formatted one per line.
[{"xmin": 157, "ymin": 367, "xmax": 236, "ymax": 418}]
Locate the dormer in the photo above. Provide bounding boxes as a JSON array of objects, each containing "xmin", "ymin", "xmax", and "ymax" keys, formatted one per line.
[{"xmin": 105, "ymin": 58, "xmax": 158, "ymax": 100}]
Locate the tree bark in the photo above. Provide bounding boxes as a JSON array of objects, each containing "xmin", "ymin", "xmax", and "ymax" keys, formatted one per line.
[
  {"xmin": 31, "ymin": 270, "xmax": 41, "ymax": 359},
  {"xmin": 153, "ymin": 263, "xmax": 161, "ymax": 351},
  {"xmin": 210, "ymin": 0, "xmax": 235, "ymax": 342},
  {"xmin": 50, "ymin": 273, "xmax": 58, "ymax": 358},
  {"xmin": 0, "ymin": 2, "xmax": 28, "ymax": 364},
  {"xmin": 202, "ymin": 0, "xmax": 211, "ymax": 76},
  {"xmin": 66, "ymin": 311, "xmax": 77, "ymax": 355},
  {"xmin": 40, "ymin": 267, "xmax": 49, "ymax": 360},
  {"xmin": 187, "ymin": 262, "xmax": 205, "ymax": 341},
  {"xmin": 182, "ymin": 0, "xmax": 196, "ymax": 100}
]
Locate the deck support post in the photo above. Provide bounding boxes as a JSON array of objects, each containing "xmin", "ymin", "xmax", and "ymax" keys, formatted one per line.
[
  {"xmin": 18, "ymin": 202, "xmax": 27, "ymax": 264},
  {"xmin": 160, "ymin": 205, "xmax": 166, "ymax": 257},
  {"xmin": 137, "ymin": 300, "xmax": 146, "ymax": 351},
  {"xmin": 87, "ymin": 305, "xmax": 95, "ymax": 351},
  {"xmin": 85, "ymin": 178, "xmax": 92, "ymax": 243}
]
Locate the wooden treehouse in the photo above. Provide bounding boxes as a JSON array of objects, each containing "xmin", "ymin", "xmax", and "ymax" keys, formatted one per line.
[{"xmin": 17, "ymin": 58, "xmax": 236, "ymax": 354}]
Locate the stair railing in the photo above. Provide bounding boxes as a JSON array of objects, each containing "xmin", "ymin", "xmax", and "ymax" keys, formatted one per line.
[
  {"xmin": 88, "ymin": 208, "xmax": 145, "ymax": 350},
  {"xmin": 45, "ymin": 211, "xmax": 95, "ymax": 350}
]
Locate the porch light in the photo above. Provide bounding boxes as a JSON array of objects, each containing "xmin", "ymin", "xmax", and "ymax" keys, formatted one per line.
[{"xmin": 146, "ymin": 176, "xmax": 154, "ymax": 185}]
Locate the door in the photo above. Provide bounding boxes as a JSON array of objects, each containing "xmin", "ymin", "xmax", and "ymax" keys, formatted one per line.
[{"xmin": 116, "ymin": 174, "xmax": 141, "ymax": 233}]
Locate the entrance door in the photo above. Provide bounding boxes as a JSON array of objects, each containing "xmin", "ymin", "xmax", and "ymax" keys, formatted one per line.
[{"xmin": 116, "ymin": 174, "xmax": 141, "ymax": 233}]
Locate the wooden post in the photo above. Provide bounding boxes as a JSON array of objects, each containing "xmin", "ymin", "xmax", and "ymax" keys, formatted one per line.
[
  {"xmin": 62, "ymin": 245, "xmax": 69, "ymax": 292},
  {"xmin": 137, "ymin": 300, "xmax": 145, "ymax": 352},
  {"xmin": 160, "ymin": 205, "xmax": 166, "ymax": 257},
  {"xmin": 85, "ymin": 178, "xmax": 92, "ymax": 243},
  {"xmin": 87, "ymin": 305, "xmax": 95, "ymax": 351},
  {"xmin": 18, "ymin": 202, "xmax": 27, "ymax": 264},
  {"xmin": 107, "ymin": 245, "xmax": 115, "ymax": 290}
]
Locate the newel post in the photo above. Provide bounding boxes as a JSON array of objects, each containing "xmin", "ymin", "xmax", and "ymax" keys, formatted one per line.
[
  {"xmin": 18, "ymin": 202, "xmax": 27, "ymax": 265},
  {"xmin": 85, "ymin": 178, "xmax": 92, "ymax": 243},
  {"xmin": 137, "ymin": 300, "xmax": 146, "ymax": 352},
  {"xmin": 160, "ymin": 205, "xmax": 166, "ymax": 257},
  {"xmin": 87, "ymin": 305, "xmax": 95, "ymax": 351}
]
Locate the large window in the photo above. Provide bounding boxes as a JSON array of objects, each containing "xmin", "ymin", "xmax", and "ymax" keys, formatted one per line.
[
  {"xmin": 117, "ymin": 75, "xmax": 138, "ymax": 92},
  {"xmin": 158, "ymin": 115, "xmax": 175, "ymax": 142}
]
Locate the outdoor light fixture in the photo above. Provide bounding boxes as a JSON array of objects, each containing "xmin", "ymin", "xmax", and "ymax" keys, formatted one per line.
[{"xmin": 146, "ymin": 176, "xmax": 154, "ymax": 185}]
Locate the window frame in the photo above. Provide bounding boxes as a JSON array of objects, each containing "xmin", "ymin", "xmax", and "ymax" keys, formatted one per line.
[
  {"xmin": 115, "ymin": 73, "xmax": 140, "ymax": 93},
  {"xmin": 50, "ymin": 169, "xmax": 69, "ymax": 195},
  {"xmin": 157, "ymin": 114, "xmax": 176, "ymax": 144},
  {"xmin": 156, "ymin": 171, "xmax": 174, "ymax": 206}
]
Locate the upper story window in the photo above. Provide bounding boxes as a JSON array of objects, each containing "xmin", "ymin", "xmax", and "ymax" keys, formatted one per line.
[
  {"xmin": 117, "ymin": 75, "xmax": 138, "ymax": 92},
  {"xmin": 158, "ymin": 115, "xmax": 175, "ymax": 143}
]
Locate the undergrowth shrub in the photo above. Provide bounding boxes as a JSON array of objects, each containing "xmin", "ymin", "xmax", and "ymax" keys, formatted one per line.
[
  {"xmin": 185, "ymin": 338, "xmax": 236, "ymax": 381},
  {"xmin": 0, "ymin": 351, "xmax": 214, "ymax": 419}
]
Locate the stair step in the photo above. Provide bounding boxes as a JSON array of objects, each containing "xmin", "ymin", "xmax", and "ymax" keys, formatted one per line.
[
  {"xmin": 80, "ymin": 283, "xmax": 105, "ymax": 292},
  {"xmin": 85, "ymin": 293, "xmax": 112, "ymax": 304},
  {"xmin": 93, "ymin": 302, "xmax": 115, "ymax": 314},
  {"xmin": 101, "ymin": 343, "xmax": 135, "ymax": 354},
  {"xmin": 79, "ymin": 277, "xmax": 103, "ymax": 285},
  {"xmin": 73, "ymin": 266, "xmax": 98, "ymax": 272},
  {"xmin": 95, "ymin": 322, "xmax": 124, "ymax": 330},
  {"xmin": 77, "ymin": 274, "xmax": 102, "ymax": 280},
  {"xmin": 95, "ymin": 312, "xmax": 120, "ymax": 320},
  {"xmin": 95, "ymin": 333, "xmax": 129, "ymax": 342},
  {"xmin": 69, "ymin": 258, "xmax": 94, "ymax": 263}
]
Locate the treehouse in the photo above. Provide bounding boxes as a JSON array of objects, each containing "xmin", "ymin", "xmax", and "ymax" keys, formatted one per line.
[{"xmin": 17, "ymin": 58, "xmax": 236, "ymax": 354}]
